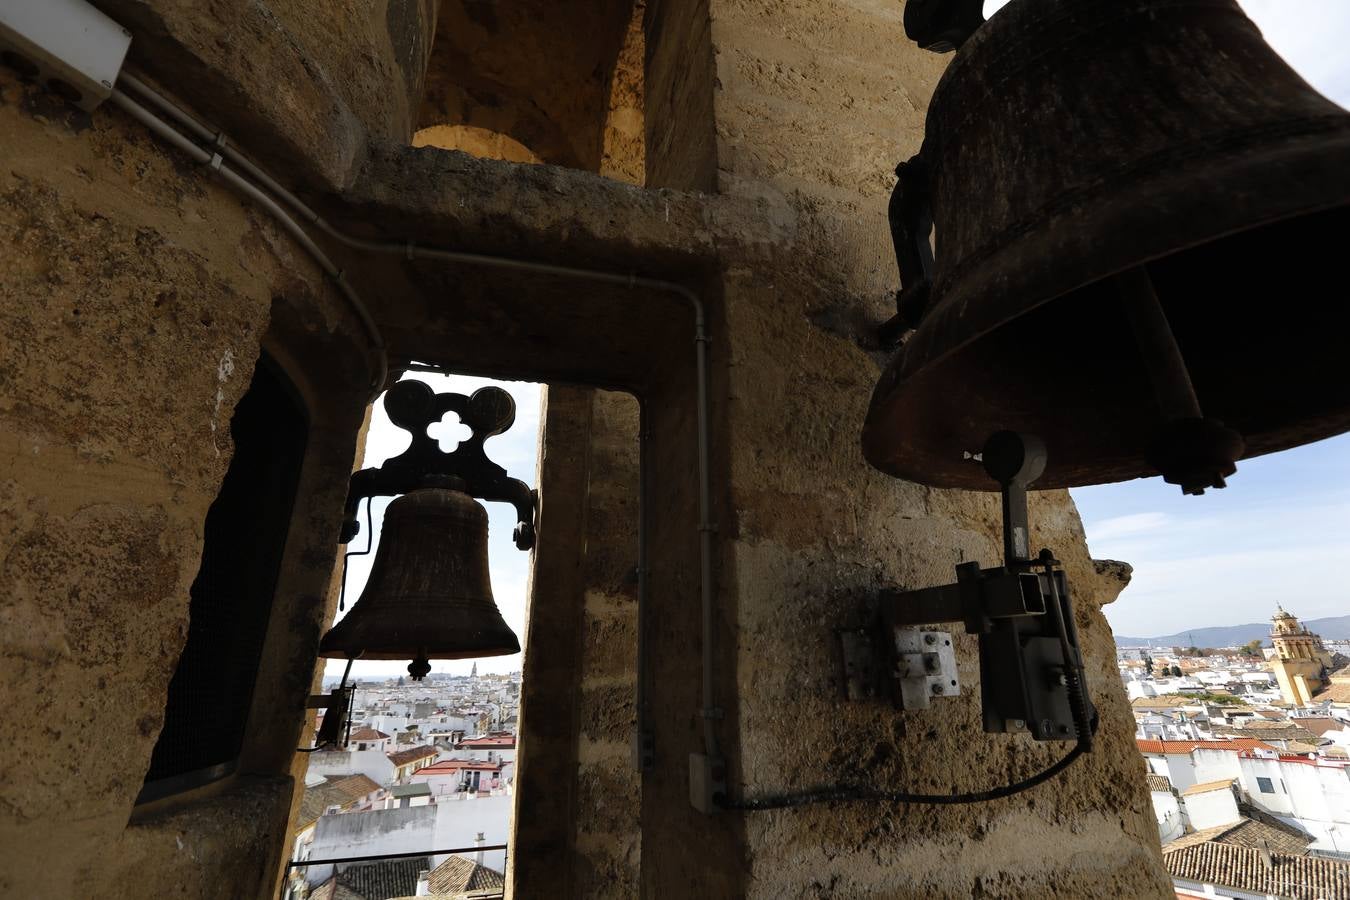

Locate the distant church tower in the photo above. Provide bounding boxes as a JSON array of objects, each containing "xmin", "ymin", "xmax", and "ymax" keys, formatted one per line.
[
  {"xmin": 1270, "ymin": 606, "xmax": 1332, "ymax": 706},
  {"xmin": 471, "ymin": 661, "xmax": 478, "ymax": 678}
]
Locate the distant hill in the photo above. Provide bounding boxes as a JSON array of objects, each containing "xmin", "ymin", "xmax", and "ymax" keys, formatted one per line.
[{"xmin": 1114, "ymin": 614, "xmax": 1350, "ymax": 648}]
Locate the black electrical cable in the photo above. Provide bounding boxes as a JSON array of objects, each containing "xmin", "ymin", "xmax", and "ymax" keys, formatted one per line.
[
  {"xmin": 722, "ymin": 557, "xmax": 1096, "ymax": 812},
  {"xmin": 719, "ymin": 718, "xmax": 1095, "ymax": 811}
]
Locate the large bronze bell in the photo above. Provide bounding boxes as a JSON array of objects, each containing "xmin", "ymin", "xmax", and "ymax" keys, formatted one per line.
[
  {"xmin": 864, "ymin": 0, "xmax": 1350, "ymax": 492},
  {"xmin": 318, "ymin": 487, "xmax": 520, "ymax": 679}
]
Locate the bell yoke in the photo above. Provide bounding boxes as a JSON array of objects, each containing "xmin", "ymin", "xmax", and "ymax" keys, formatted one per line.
[{"xmin": 318, "ymin": 380, "xmax": 538, "ymax": 681}]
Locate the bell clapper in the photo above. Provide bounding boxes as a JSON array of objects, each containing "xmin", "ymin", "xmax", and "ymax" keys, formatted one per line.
[
  {"xmin": 407, "ymin": 652, "xmax": 431, "ymax": 682},
  {"xmin": 1115, "ymin": 266, "xmax": 1244, "ymax": 495}
]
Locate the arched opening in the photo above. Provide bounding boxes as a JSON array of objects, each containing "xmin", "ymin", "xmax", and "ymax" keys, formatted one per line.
[
  {"xmin": 416, "ymin": 0, "xmax": 642, "ymax": 175},
  {"xmin": 413, "ymin": 125, "xmax": 543, "ymax": 165}
]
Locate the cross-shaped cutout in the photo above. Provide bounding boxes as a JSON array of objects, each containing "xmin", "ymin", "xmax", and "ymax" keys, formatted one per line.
[{"xmin": 427, "ymin": 411, "xmax": 473, "ymax": 453}]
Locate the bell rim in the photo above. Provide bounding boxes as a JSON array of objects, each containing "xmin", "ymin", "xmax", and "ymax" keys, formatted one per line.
[{"xmin": 316, "ymin": 644, "xmax": 521, "ymax": 661}]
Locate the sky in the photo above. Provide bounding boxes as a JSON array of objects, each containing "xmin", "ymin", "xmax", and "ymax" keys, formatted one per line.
[{"xmin": 327, "ymin": 2, "xmax": 1350, "ymax": 676}]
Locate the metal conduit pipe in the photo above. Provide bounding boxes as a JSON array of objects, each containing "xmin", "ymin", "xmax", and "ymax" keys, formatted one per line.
[
  {"xmin": 113, "ymin": 73, "xmax": 721, "ymax": 762},
  {"xmin": 106, "ymin": 88, "xmax": 389, "ymax": 397},
  {"xmin": 634, "ymin": 398, "xmax": 653, "ymax": 769}
]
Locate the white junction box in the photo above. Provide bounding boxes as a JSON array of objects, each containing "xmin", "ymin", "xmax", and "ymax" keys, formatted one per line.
[{"xmin": 0, "ymin": 0, "xmax": 131, "ymax": 110}]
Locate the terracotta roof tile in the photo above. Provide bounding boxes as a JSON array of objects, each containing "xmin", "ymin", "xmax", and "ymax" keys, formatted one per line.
[
  {"xmin": 1181, "ymin": 779, "xmax": 1234, "ymax": 797},
  {"xmin": 1132, "ymin": 695, "xmax": 1192, "ymax": 709},
  {"xmin": 1314, "ymin": 682, "xmax": 1350, "ymax": 703},
  {"xmin": 296, "ymin": 775, "xmax": 381, "ymax": 830},
  {"xmin": 336, "ymin": 857, "xmax": 429, "ymax": 900},
  {"xmin": 1164, "ymin": 843, "xmax": 1350, "ymax": 899},
  {"xmin": 1145, "ymin": 774, "xmax": 1173, "ymax": 793},
  {"xmin": 349, "ymin": 728, "xmax": 390, "ymax": 741},
  {"xmin": 455, "ymin": 735, "xmax": 516, "ymax": 749},
  {"xmin": 387, "ymin": 745, "xmax": 439, "ymax": 766},
  {"xmin": 1289, "ymin": 717, "xmax": 1347, "ymax": 737},
  {"xmin": 1137, "ymin": 738, "xmax": 1277, "ymax": 754},
  {"xmin": 426, "ymin": 855, "xmax": 505, "ymax": 895}
]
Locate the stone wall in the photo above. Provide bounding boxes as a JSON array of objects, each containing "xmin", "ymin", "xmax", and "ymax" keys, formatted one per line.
[
  {"xmin": 512, "ymin": 387, "xmax": 642, "ymax": 898},
  {"xmin": 630, "ymin": 0, "xmax": 1172, "ymax": 895},
  {"xmin": 0, "ymin": 67, "xmax": 371, "ymax": 898},
  {"xmin": 0, "ymin": 0, "xmax": 1177, "ymax": 895}
]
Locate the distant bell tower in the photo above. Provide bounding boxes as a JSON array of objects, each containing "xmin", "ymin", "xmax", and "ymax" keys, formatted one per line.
[
  {"xmin": 1269, "ymin": 606, "xmax": 1332, "ymax": 706},
  {"xmin": 471, "ymin": 661, "xmax": 478, "ymax": 678}
]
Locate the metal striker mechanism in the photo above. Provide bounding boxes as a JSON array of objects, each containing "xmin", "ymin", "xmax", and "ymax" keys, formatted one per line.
[
  {"xmin": 731, "ymin": 433, "xmax": 1097, "ymax": 811},
  {"xmin": 305, "ymin": 380, "xmax": 538, "ymax": 750},
  {"xmin": 873, "ymin": 432, "xmax": 1095, "ymax": 746}
]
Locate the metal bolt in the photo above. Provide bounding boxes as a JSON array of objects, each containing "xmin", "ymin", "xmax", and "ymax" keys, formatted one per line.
[
  {"xmin": 924, "ymin": 633, "xmax": 937, "ymax": 645},
  {"xmin": 1010, "ymin": 719, "xmax": 1025, "ymax": 730},
  {"xmin": 1057, "ymin": 672, "xmax": 1069, "ymax": 686},
  {"xmin": 931, "ymin": 683, "xmax": 943, "ymax": 695}
]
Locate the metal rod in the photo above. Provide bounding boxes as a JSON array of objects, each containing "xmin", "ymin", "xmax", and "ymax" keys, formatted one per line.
[
  {"xmin": 634, "ymin": 397, "xmax": 652, "ymax": 769},
  {"xmin": 287, "ymin": 844, "xmax": 508, "ymax": 869},
  {"xmin": 1000, "ymin": 480, "xmax": 1031, "ymax": 567},
  {"xmin": 106, "ymin": 87, "xmax": 388, "ymax": 397},
  {"xmin": 1115, "ymin": 265, "xmax": 1203, "ymax": 422}
]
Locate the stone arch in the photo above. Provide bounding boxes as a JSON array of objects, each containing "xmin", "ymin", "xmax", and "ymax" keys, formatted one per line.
[
  {"xmin": 418, "ymin": 0, "xmax": 636, "ymax": 171},
  {"xmin": 413, "ymin": 124, "xmax": 544, "ymax": 164}
]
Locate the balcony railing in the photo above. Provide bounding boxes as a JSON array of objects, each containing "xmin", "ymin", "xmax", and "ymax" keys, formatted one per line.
[{"xmin": 283, "ymin": 843, "xmax": 508, "ymax": 900}]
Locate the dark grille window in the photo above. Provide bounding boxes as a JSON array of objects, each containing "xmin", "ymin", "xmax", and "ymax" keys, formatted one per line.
[{"xmin": 138, "ymin": 354, "xmax": 308, "ymax": 803}]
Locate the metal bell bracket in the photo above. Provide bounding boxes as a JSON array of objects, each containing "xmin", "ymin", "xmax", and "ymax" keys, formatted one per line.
[
  {"xmin": 903, "ymin": 0, "xmax": 988, "ymax": 52},
  {"xmin": 844, "ymin": 432, "xmax": 1095, "ymax": 745},
  {"xmin": 878, "ymin": 156, "xmax": 935, "ymax": 347},
  {"xmin": 338, "ymin": 380, "xmax": 538, "ymax": 551}
]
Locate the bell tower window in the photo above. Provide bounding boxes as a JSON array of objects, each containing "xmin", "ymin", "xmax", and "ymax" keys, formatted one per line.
[{"xmin": 137, "ymin": 353, "xmax": 309, "ymax": 803}]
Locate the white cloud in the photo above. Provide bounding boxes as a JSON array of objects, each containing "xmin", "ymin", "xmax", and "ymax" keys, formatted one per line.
[{"xmin": 1083, "ymin": 511, "xmax": 1170, "ymax": 543}]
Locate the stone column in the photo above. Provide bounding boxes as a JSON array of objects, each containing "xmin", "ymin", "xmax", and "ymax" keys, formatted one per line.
[{"xmin": 512, "ymin": 388, "xmax": 641, "ymax": 897}]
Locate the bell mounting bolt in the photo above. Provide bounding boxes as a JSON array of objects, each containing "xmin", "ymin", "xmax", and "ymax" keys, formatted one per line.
[{"xmin": 339, "ymin": 380, "xmax": 538, "ymax": 550}]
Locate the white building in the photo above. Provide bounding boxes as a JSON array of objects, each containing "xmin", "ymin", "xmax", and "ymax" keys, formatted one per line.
[
  {"xmin": 1146, "ymin": 774, "xmax": 1184, "ymax": 843},
  {"xmin": 305, "ymin": 794, "xmax": 513, "ymax": 885},
  {"xmin": 1180, "ymin": 780, "xmax": 1240, "ymax": 832},
  {"xmin": 1138, "ymin": 738, "xmax": 1350, "ymax": 857},
  {"xmin": 1239, "ymin": 748, "xmax": 1350, "ymax": 855},
  {"xmin": 304, "ymin": 748, "xmax": 396, "ymax": 787}
]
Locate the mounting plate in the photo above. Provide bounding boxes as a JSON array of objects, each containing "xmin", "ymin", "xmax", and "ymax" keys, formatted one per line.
[{"xmin": 893, "ymin": 628, "xmax": 959, "ymax": 710}]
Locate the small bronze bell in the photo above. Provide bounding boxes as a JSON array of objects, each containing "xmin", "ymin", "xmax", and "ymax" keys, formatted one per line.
[
  {"xmin": 864, "ymin": 0, "xmax": 1350, "ymax": 493},
  {"xmin": 319, "ymin": 487, "xmax": 520, "ymax": 680}
]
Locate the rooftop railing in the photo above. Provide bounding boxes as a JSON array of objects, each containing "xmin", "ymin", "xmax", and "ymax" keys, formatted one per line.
[{"xmin": 283, "ymin": 843, "xmax": 508, "ymax": 900}]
